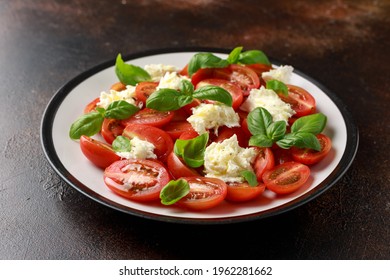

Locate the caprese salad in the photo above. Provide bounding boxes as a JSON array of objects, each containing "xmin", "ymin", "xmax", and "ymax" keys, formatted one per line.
[{"xmin": 69, "ymin": 47, "xmax": 332, "ymax": 211}]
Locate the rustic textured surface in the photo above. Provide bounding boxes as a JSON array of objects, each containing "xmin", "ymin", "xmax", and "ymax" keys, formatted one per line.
[{"xmin": 0, "ymin": 0, "xmax": 389, "ymax": 259}]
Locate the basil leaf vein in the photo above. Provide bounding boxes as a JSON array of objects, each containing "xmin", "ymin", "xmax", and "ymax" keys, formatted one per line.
[{"xmin": 160, "ymin": 179, "xmax": 190, "ymax": 205}]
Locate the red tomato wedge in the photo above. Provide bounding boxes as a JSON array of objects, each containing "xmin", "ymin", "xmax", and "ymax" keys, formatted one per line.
[
  {"xmin": 278, "ymin": 85, "xmax": 316, "ymax": 117},
  {"xmin": 262, "ymin": 162, "xmax": 310, "ymax": 195},
  {"xmin": 104, "ymin": 159, "xmax": 171, "ymax": 202},
  {"xmin": 176, "ymin": 177, "xmax": 227, "ymax": 211},
  {"xmin": 122, "ymin": 124, "xmax": 173, "ymax": 162},
  {"xmin": 135, "ymin": 81, "xmax": 158, "ymax": 104},
  {"xmin": 101, "ymin": 118, "xmax": 125, "ymax": 144},
  {"xmin": 215, "ymin": 126, "xmax": 249, "ymax": 148},
  {"xmin": 226, "ymin": 182, "xmax": 266, "ymax": 202},
  {"xmin": 110, "ymin": 82, "xmax": 127, "ymax": 91},
  {"xmin": 196, "ymin": 78, "xmax": 244, "ymax": 110},
  {"xmin": 83, "ymin": 97, "xmax": 100, "ymax": 114},
  {"xmin": 253, "ymin": 147, "xmax": 275, "ymax": 181},
  {"xmin": 79, "ymin": 135, "xmax": 120, "ymax": 169},
  {"xmin": 166, "ymin": 152, "xmax": 199, "ymax": 179},
  {"xmin": 121, "ymin": 108, "xmax": 174, "ymax": 128},
  {"xmin": 291, "ymin": 134, "xmax": 332, "ymax": 165},
  {"xmin": 162, "ymin": 120, "xmax": 195, "ymax": 140}
]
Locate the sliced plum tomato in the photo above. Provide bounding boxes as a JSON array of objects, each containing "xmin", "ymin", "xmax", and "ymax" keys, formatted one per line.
[
  {"xmin": 253, "ymin": 147, "xmax": 275, "ymax": 181},
  {"xmin": 196, "ymin": 79, "xmax": 244, "ymax": 110},
  {"xmin": 83, "ymin": 97, "xmax": 100, "ymax": 114},
  {"xmin": 79, "ymin": 135, "xmax": 120, "ymax": 169},
  {"xmin": 262, "ymin": 162, "xmax": 310, "ymax": 195},
  {"xmin": 176, "ymin": 177, "xmax": 227, "ymax": 211},
  {"xmin": 104, "ymin": 159, "xmax": 170, "ymax": 202},
  {"xmin": 246, "ymin": 63, "xmax": 273, "ymax": 78},
  {"xmin": 162, "ymin": 120, "xmax": 195, "ymax": 140},
  {"xmin": 182, "ymin": 99, "xmax": 201, "ymax": 115},
  {"xmin": 135, "ymin": 81, "xmax": 158, "ymax": 104},
  {"xmin": 215, "ymin": 126, "xmax": 249, "ymax": 147},
  {"xmin": 291, "ymin": 134, "xmax": 332, "ymax": 165},
  {"xmin": 241, "ymin": 118, "xmax": 251, "ymax": 137},
  {"xmin": 171, "ymin": 107, "xmax": 191, "ymax": 121},
  {"xmin": 179, "ymin": 130, "xmax": 199, "ymax": 140},
  {"xmin": 272, "ymin": 146, "xmax": 294, "ymax": 165},
  {"xmin": 226, "ymin": 182, "xmax": 266, "ymax": 202},
  {"xmin": 110, "ymin": 82, "xmax": 127, "ymax": 91},
  {"xmin": 101, "ymin": 118, "xmax": 125, "ymax": 144},
  {"xmin": 121, "ymin": 108, "xmax": 174, "ymax": 128},
  {"xmin": 179, "ymin": 64, "xmax": 189, "ymax": 77},
  {"xmin": 166, "ymin": 152, "xmax": 199, "ymax": 179},
  {"xmin": 191, "ymin": 67, "xmax": 229, "ymax": 87},
  {"xmin": 278, "ymin": 85, "xmax": 316, "ymax": 117},
  {"xmin": 122, "ymin": 124, "xmax": 173, "ymax": 162}
]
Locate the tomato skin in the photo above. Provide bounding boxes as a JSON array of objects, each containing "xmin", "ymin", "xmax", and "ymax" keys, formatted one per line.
[
  {"xmin": 162, "ymin": 120, "xmax": 195, "ymax": 141},
  {"xmin": 246, "ymin": 63, "xmax": 273, "ymax": 78},
  {"xmin": 79, "ymin": 135, "xmax": 120, "ymax": 169},
  {"xmin": 253, "ymin": 147, "xmax": 275, "ymax": 181},
  {"xmin": 122, "ymin": 124, "xmax": 173, "ymax": 162},
  {"xmin": 226, "ymin": 182, "xmax": 266, "ymax": 202},
  {"xmin": 241, "ymin": 118, "xmax": 251, "ymax": 137},
  {"xmin": 179, "ymin": 130, "xmax": 199, "ymax": 140},
  {"xmin": 215, "ymin": 126, "xmax": 249, "ymax": 148},
  {"xmin": 176, "ymin": 177, "xmax": 227, "ymax": 211},
  {"xmin": 101, "ymin": 118, "xmax": 125, "ymax": 144},
  {"xmin": 104, "ymin": 159, "xmax": 171, "ymax": 202},
  {"xmin": 135, "ymin": 81, "xmax": 158, "ymax": 104},
  {"xmin": 196, "ymin": 78, "xmax": 244, "ymax": 110},
  {"xmin": 279, "ymin": 85, "xmax": 316, "ymax": 117},
  {"xmin": 291, "ymin": 134, "xmax": 332, "ymax": 165},
  {"xmin": 262, "ymin": 162, "xmax": 310, "ymax": 195},
  {"xmin": 110, "ymin": 82, "xmax": 127, "ymax": 91},
  {"xmin": 166, "ymin": 152, "xmax": 199, "ymax": 179},
  {"xmin": 272, "ymin": 147, "xmax": 294, "ymax": 165},
  {"xmin": 84, "ymin": 97, "xmax": 100, "ymax": 114},
  {"xmin": 121, "ymin": 108, "xmax": 175, "ymax": 128}
]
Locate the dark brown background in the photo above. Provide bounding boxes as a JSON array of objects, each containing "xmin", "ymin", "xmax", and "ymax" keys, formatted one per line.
[{"xmin": 0, "ymin": 0, "xmax": 389, "ymax": 259}]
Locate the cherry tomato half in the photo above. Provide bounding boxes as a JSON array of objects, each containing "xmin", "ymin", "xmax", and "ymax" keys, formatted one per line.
[
  {"xmin": 104, "ymin": 159, "xmax": 171, "ymax": 202},
  {"xmin": 262, "ymin": 162, "xmax": 310, "ymax": 195},
  {"xmin": 166, "ymin": 152, "xmax": 199, "ymax": 179},
  {"xmin": 122, "ymin": 124, "xmax": 173, "ymax": 162},
  {"xmin": 253, "ymin": 147, "xmax": 275, "ymax": 181},
  {"xmin": 176, "ymin": 177, "xmax": 227, "ymax": 211},
  {"xmin": 121, "ymin": 108, "xmax": 175, "ymax": 128},
  {"xmin": 135, "ymin": 81, "xmax": 158, "ymax": 104},
  {"xmin": 278, "ymin": 85, "xmax": 316, "ymax": 117},
  {"xmin": 162, "ymin": 120, "xmax": 195, "ymax": 141},
  {"xmin": 215, "ymin": 126, "xmax": 249, "ymax": 148},
  {"xmin": 110, "ymin": 82, "xmax": 127, "ymax": 91},
  {"xmin": 83, "ymin": 97, "xmax": 100, "ymax": 114},
  {"xmin": 101, "ymin": 118, "xmax": 125, "ymax": 144},
  {"xmin": 79, "ymin": 135, "xmax": 120, "ymax": 169},
  {"xmin": 226, "ymin": 182, "xmax": 266, "ymax": 202},
  {"xmin": 291, "ymin": 134, "xmax": 332, "ymax": 165}
]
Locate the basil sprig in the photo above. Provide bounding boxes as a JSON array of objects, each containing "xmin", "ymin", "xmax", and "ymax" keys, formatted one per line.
[
  {"xmin": 160, "ymin": 179, "xmax": 190, "ymax": 205},
  {"xmin": 69, "ymin": 100, "xmax": 139, "ymax": 140},
  {"xmin": 115, "ymin": 54, "xmax": 151, "ymax": 86},
  {"xmin": 266, "ymin": 80, "xmax": 288, "ymax": 96},
  {"xmin": 187, "ymin": 46, "xmax": 271, "ymax": 76},
  {"xmin": 146, "ymin": 80, "xmax": 232, "ymax": 111},
  {"xmin": 112, "ymin": 136, "xmax": 132, "ymax": 153},
  {"xmin": 240, "ymin": 170, "xmax": 259, "ymax": 187},
  {"xmin": 247, "ymin": 107, "xmax": 327, "ymax": 151},
  {"xmin": 174, "ymin": 133, "xmax": 209, "ymax": 168}
]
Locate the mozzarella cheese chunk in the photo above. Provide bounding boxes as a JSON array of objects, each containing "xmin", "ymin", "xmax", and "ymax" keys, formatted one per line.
[
  {"xmin": 262, "ymin": 65, "xmax": 294, "ymax": 84},
  {"xmin": 116, "ymin": 137, "xmax": 157, "ymax": 160},
  {"xmin": 187, "ymin": 103, "xmax": 240, "ymax": 135},
  {"xmin": 156, "ymin": 71, "xmax": 190, "ymax": 90},
  {"xmin": 204, "ymin": 135, "xmax": 258, "ymax": 183},
  {"xmin": 97, "ymin": 85, "xmax": 137, "ymax": 109},
  {"xmin": 240, "ymin": 86, "xmax": 295, "ymax": 123},
  {"xmin": 144, "ymin": 64, "xmax": 180, "ymax": 82}
]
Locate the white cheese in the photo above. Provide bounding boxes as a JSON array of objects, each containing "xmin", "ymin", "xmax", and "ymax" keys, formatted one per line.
[
  {"xmin": 204, "ymin": 135, "xmax": 258, "ymax": 183},
  {"xmin": 116, "ymin": 137, "xmax": 157, "ymax": 160},
  {"xmin": 144, "ymin": 64, "xmax": 180, "ymax": 82},
  {"xmin": 262, "ymin": 65, "xmax": 294, "ymax": 84},
  {"xmin": 156, "ymin": 71, "xmax": 190, "ymax": 90},
  {"xmin": 97, "ymin": 85, "xmax": 137, "ymax": 109},
  {"xmin": 240, "ymin": 86, "xmax": 295, "ymax": 123},
  {"xmin": 187, "ymin": 103, "xmax": 240, "ymax": 135}
]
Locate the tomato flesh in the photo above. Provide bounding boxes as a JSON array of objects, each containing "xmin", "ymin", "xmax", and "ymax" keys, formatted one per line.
[
  {"xmin": 121, "ymin": 108, "xmax": 174, "ymax": 128},
  {"xmin": 291, "ymin": 134, "xmax": 332, "ymax": 165},
  {"xmin": 104, "ymin": 159, "xmax": 170, "ymax": 202},
  {"xmin": 262, "ymin": 162, "xmax": 310, "ymax": 194},
  {"xmin": 101, "ymin": 118, "xmax": 125, "ymax": 144},
  {"xmin": 79, "ymin": 135, "xmax": 120, "ymax": 169},
  {"xmin": 135, "ymin": 81, "xmax": 158, "ymax": 104},
  {"xmin": 253, "ymin": 147, "xmax": 275, "ymax": 181},
  {"xmin": 279, "ymin": 85, "xmax": 316, "ymax": 117},
  {"xmin": 166, "ymin": 152, "xmax": 199, "ymax": 179}
]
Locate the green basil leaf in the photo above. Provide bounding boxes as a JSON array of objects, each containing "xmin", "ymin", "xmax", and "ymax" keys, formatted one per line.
[
  {"xmin": 266, "ymin": 80, "xmax": 288, "ymax": 96},
  {"xmin": 179, "ymin": 79, "xmax": 194, "ymax": 96},
  {"xmin": 112, "ymin": 136, "xmax": 132, "ymax": 153},
  {"xmin": 104, "ymin": 100, "xmax": 140, "ymax": 119},
  {"xmin": 247, "ymin": 107, "xmax": 273, "ymax": 136},
  {"xmin": 276, "ymin": 133, "xmax": 299, "ymax": 149},
  {"xmin": 146, "ymin": 89, "xmax": 193, "ymax": 111},
  {"xmin": 160, "ymin": 179, "xmax": 190, "ymax": 205},
  {"xmin": 266, "ymin": 120, "xmax": 287, "ymax": 141},
  {"xmin": 291, "ymin": 113, "xmax": 327, "ymax": 135},
  {"xmin": 240, "ymin": 170, "xmax": 259, "ymax": 187},
  {"xmin": 238, "ymin": 50, "xmax": 271, "ymax": 65},
  {"xmin": 69, "ymin": 112, "xmax": 104, "ymax": 139},
  {"xmin": 115, "ymin": 54, "xmax": 151, "ymax": 86},
  {"xmin": 227, "ymin": 46, "xmax": 243, "ymax": 64},
  {"xmin": 249, "ymin": 134, "xmax": 273, "ymax": 147},
  {"xmin": 174, "ymin": 133, "xmax": 209, "ymax": 168},
  {"xmin": 294, "ymin": 132, "xmax": 321, "ymax": 151},
  {"xmin": 192, "ymin": 85, "xmax": 233, "ymax": 107},
  {"xmin": 187, "ymin": 52, "xmax": 229, "ymax": 76}
]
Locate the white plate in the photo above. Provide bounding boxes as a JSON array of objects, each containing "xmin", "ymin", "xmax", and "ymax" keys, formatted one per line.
[{"xmin": 41, "ymin": 49, "xmax": 359, "ymax": 224}]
